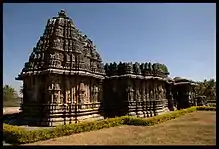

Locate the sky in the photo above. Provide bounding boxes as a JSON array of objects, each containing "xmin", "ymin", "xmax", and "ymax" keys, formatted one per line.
[{"xmin": 3, "ymin": 3, "xmax": 216, "ymax": 94}]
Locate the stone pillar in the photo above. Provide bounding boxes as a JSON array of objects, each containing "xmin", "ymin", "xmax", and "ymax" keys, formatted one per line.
[
  {"xmin": 135, "ymin": 80, "xmax": 140, "ymax": 117},
  {"xmin": 98, "ymin": 79, "xmax": 103, "ymax": 103},
  {"xmin": 79, "ymin": 81, "xmax": 86, "ymax": 109},
  {"xmin": 146, "ymin": 80, "xmax": 149, "ymax": 117},
  {"xmin": 142, "ymin": 80, "xmax": 146, "ymax": 117},
  {"xmin": 153, "ymin": 80, "xmax": 157, "ymax": 116},
  {"xmin": 149, "ymin": 80, "xmax": 153, "ymax": 117},
  {"xmin": 127, "ymin": 79, "xmax": 134, "ymax": 116},
  {"xmin": 46, "ymin": 76, "xmax": 62, "ymax": 126}
]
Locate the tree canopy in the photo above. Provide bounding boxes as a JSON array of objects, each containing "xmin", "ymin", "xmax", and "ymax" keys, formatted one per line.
[
  {"xmin": 3, "ymin": 85, "xmax": 20, "ymax": 107},
  {"xmin": 194, "ymin": 79, "xmax": 216, "ymax": 103}
]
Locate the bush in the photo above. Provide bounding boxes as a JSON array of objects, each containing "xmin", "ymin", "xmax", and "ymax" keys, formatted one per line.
[
  {"xmin": 3, "ymin": 116, "xmax": 128, "ymax": 144},
  {"xmin": 196, "ymin": 106, "xmax": 216, "ymax": 111},
  {"xmin": 207, "ymin": 103, "xmax": 216, "ymax": 107},
  {"xmin": 124, "ymin": 106, "xmax": 197, "ymax": 126},
  {"xmin": 3, "ymin": 106, "xmax": 214, "ymax": 145}
]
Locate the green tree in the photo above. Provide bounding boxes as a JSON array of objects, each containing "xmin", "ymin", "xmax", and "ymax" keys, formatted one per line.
[
  {"xmin": 194, "ymin": 79, "xmax": 216, "ymax": 103},
  {"xmin": 3, "ymin": 85, "xmax": 20, "ymax": 107}
]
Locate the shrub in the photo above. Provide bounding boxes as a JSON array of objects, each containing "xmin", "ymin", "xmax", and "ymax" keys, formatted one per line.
[
  {"xmin": 196, "ymin": 106, "xmax": 216, "ymax": 111},
  {"xmin": 207, "ymin": 103, "xmax": 216, "ymax": 107},
  {"xmin": 3, "ymin": 106, "xmax": 213, "ymax": 145}
]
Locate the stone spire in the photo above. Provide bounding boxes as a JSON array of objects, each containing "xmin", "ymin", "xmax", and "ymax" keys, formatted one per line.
[{"xmin": 16, "ymin": 10, "xmax": 105, "ymax": 80}]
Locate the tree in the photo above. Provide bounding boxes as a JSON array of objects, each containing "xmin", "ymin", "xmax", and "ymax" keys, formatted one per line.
[
  {"xmin": 194, "ymin": 79, "xmax": 216, "ymax": 103},
  {"xmin": 20, "ymin": 86, "xmax": 23, "ymax": 95},
  {"xmin": 3, "ymin": 85, "xmax": 19, "ymax": 107}
]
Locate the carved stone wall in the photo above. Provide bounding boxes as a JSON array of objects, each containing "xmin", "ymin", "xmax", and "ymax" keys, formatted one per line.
[{"xmin": 103, "ymin": 62, "xmax": 170, "ymax": 118}]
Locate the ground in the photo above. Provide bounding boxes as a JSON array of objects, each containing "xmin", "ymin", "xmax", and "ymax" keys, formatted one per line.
[
  {"xmin": 27, "ymin": 111, "xmax": 216, "ymax": 145},
  {"xmin": 3, "ymin": 107, "xmax": 20, "ymax": 115}
]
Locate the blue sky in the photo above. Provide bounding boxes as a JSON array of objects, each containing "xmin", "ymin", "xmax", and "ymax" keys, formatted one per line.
[{"xmin": 3, "ymin": 3, "xmax": 216, "ymax": 93}]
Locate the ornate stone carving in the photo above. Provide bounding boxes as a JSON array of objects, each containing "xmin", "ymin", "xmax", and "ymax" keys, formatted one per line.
[
  {"xmin": 126, "ymin": 62, "xmax": 133, "ymax": 74},
  {"xmin": 142, "ymin": 90, "xmax": 146, "ymax": 101},
  {"xmin": 52, "ymin": 38, "xmax": 63, "ymax": 50},
  {"xmin": 79, "ymin": 82, "xmax": 86, "ymax": 104},
  {"xmin": 104, "ymin": 63, "xmax": 110, "ymax": 75},
  {"xmin": 91, "ymin": 61, "xmax": 98, "ymax": 72},
  {"xmin": 94, "ymin": 85, "xmax": 99, "ymax": 102},
  {"xmin": 150, "ymin": 90, "xmax": 153, "ymax": 101},
  {"xmin": 55, "ymin": 26, "xmax": 64, "ymax": 37},
  {"xmin": 134, "ymin": 62, "xmax": 141, "ymax": 75},
  {"xmin": 109, "ymin": 62, "xmax": 118, "ymax": 75},
  {"xmin": 140, "ymin": 63, "xmax": 145, "ymax": 75},
  {"xmin": 91, "ymin": 84, "xmax": 99, "ymax": 103},
  {"xmin": 148, "ymin": 62, "xmax": 152, "ymax": 71},
  {"xmin": 135, "ymin": 89, "xmax": 141, "ymax": 102},
  {"xmin": 158, "ymin": 85, "xmax": 164, "ymax": 100},
  {"xmin": 53, "ymin": 92, "xmax": 59, "ymax": 103},
  {"xmin": 152, "ymin": 63, "xmax": 157, "ymax": 72},
  {"xmin": 127, "ymin": 86, "xmax": 134, "ymax": 102}
]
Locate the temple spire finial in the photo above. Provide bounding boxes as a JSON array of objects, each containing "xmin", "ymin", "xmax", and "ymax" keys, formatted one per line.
[{"xmin": 58, "ymin": 9, "xmax": 67, "ymax": 18}]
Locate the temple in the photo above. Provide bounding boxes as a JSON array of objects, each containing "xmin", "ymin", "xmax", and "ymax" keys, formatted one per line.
[{"xmin": 15, "ymin": 10, "xmax": 197, "ymax": 126}]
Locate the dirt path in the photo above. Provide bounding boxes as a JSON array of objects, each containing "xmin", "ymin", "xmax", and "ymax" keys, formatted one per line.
[
  {"xmin": 3, "ymin": 107, "xmax": 20, "ymax": 115},
  {"xmin": 27, "ymin": 111, "xmax": 216, "ymax": 145}
]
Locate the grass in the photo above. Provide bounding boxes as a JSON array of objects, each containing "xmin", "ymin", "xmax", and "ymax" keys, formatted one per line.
[{"xmin": 26, "ymin": 111, "xmax": 216, "ymax": 145}]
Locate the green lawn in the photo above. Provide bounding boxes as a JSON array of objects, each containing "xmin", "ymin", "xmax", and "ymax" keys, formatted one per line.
[{"xmin": 27, "ymin": 111, "xmax": 216, "ymax": 145}]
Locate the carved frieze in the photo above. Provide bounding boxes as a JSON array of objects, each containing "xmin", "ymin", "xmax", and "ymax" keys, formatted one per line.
[
  {"xmin": 134, "ymin": 62, "xmax": 141, "ymax": 75},
  {"xmin": 125, "ymin": 62, "xmax": 133, "ymax": 74},
  {"xmin": 91, "ymin": 61, "xmax": 98, "ymax": 72}
]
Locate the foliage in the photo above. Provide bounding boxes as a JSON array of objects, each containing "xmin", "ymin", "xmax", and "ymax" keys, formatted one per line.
[
  {"xmin": 196, "ymin": 106, "xmax": 216, "ymax": 111},
  {"xmin": 207, "ymin": 103, "xmax": 216, "ymax": 107},
  {"xmin": 194, "ymin": 79, "xmax": 216, "ymax": 103},
  {"xmin": 3, "ymin": 85, "xmax": 20, "ymax": 107},
  {"xmin": 3, "ymin": 106, "xmax": 215, "ymax": 145},
  {"xmin": 19, "ymin": 86, "xmax": 23, "ymax": 95},
  {"xmin": 3, "ymin": 85, "xmax": 18, "ymax": 101}
]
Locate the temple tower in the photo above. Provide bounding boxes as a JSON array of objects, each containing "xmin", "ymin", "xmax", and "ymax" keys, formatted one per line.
[{"xmin": 16, "ymin": 10, "xmax": 105, "ymax": 126}]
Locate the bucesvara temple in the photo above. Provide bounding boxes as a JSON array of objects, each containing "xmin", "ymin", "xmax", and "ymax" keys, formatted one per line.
[{"xmin": 15, "ymin": 10, "xmax": 197, "ymax": 126}]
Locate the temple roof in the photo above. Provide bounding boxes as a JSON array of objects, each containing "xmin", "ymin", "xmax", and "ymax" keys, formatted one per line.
[
  {"xmin": 16, "ymin": 10, "xmax": 105, "ymax": 80},
  {"xmin": 173, "ymin": 77, "xmax": 196, "ymax": 86}
]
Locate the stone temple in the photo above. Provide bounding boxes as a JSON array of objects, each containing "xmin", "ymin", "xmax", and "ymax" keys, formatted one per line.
[{"xmin": 15, "ymin": 10, "xmax": 197, "ymax": 126}]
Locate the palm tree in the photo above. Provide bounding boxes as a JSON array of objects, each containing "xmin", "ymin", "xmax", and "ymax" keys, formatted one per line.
[
  {"xmin": 194, "ymin": 79, "xmax": 216, "ymax": 103},
  {"xmin": 3, "ymin": 85, "xmax": 20, "ymax": 107},
  {"xmin": 3, "ymin": 85, "xmax": 18, "ymax": 101}
]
